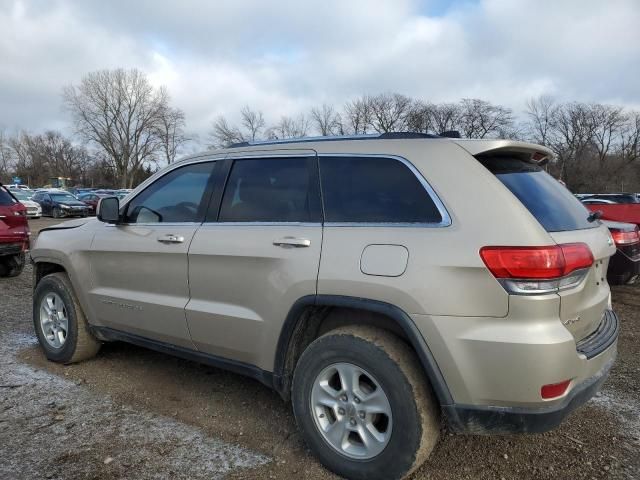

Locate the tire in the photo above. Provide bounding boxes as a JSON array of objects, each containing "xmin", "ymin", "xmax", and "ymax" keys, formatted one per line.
[
  {"xmin": 52, "ymin": 207, "xmax": 61, "ymax": 218},
  {"xmin": 292, "ymin": 325, "xmax": 440, "ymax": 480},
  {"xmin": 33, "ymin": 272, "xmax": 101, "ymax": 363},
  {"xmin": 0, "ymin": 253, "xmax": 26, "ymax": 278}
]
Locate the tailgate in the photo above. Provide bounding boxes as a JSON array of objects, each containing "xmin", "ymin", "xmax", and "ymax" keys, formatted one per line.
[{"xmin": 550, "ymin": 225, "xmax": 616, "ymax": 341}]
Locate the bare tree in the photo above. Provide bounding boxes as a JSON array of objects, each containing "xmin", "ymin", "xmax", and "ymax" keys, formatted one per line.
[
  {"xmin": 405, "ymin": 100, "xmax": 434, "ymax": 133},
  {"xmin": 429, "ymin": 103, "xmax": 462, "ymax": 135},
  {"xmin": 63, "ymin": 69, "xmax": 169, "ymax": 188},
  {"xmin": 526, "ymin": 96, "xmax": 557, "ymax": 145},
  {"xmin": 0, "ymin": 129, "xmax": 14, "ymax": 180},
  {"xmin": 368, "ymin": 93, "xmax": 412, "ymax": 133},
  {"xmin": 240, "ymin": 106, "xmax": 265, "ymax": 141},
  {"xmin": 156, "ymin": 106, "xmax": 188, "ymax": 164},
  {"xmin": 209, "ymin": 116, "xmax": 245, "ymax": 148},
  {"xmin": 266, "ymin": 114, "xmax": 310, "ymax": 139},
  {"xmin": 343, "ymin": 96, "xmax": 373, "ymax": 134},
  {"xmin": 459, "ymin": 98, "xmax": 514, "ymax": 139},
  {"xmin": 310, "ymin": 104, "xmax": 343, "ymax": 136}
]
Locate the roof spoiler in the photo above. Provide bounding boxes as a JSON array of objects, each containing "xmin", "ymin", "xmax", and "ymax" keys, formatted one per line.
[{"xmin": 452, "ymin": 139, "xmax": 553, "ymax": 166}]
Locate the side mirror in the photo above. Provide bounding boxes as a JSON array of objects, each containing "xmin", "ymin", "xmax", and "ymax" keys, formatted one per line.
[{"xmin": 97, "ymin": 196, "xmax": 120, "ymax": 223}]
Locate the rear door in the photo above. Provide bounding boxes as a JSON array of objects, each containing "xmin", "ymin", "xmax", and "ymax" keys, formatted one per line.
[
  {"xmin": 477, "ymin": 154, "xmax": 616, "ymax": 341},
  {"xmin": 185, "ymin": 151, "xmax": 323, "ymax": 370}
]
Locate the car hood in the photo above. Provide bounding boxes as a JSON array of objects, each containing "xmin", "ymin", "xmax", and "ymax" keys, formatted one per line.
[
  {"xmin": 58, "ymin": 201, "xmax": 87, "ymax": 207},
  {"xmin": 20, "ymin": 200, "xmax": 40, "ymax": 208}
]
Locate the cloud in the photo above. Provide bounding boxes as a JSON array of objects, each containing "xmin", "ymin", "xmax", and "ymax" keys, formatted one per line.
[{"xmin": 0, "ymin": 0, "xmax": 639, "ymax": 142}]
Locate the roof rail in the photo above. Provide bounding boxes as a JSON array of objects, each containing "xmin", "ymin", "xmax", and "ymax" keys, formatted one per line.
[{"xmin": 228, "ymin": 131, "xmax": 441, "ymax": 148}]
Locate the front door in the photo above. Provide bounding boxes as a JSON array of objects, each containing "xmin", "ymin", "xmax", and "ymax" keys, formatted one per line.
[
  {"xmin": 186, "ymin": 153, "xmax": 323, "ymax": 369},
  {"xmin": 88, "ymin": 161, "xmax": 218, "ymax": 348}
]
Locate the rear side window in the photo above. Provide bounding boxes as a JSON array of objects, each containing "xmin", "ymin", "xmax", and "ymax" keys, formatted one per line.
[
  {"xmin": 0, "ymin": 188, "xmax": 17, "ymax": 206},
  {"xmin": 219, "ymin": 157, "xmax": 316, "ymax": 222},
  {"xmin": 319, "ymin": 156, "xmax": 442, "ymax": 223},
  {"xmin": 479, "ymin": 157, "xmax": 595, "ymax": 232}
]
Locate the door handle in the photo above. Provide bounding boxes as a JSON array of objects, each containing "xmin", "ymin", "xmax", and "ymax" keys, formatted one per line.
[
  {"xmin": 157, "ymin": 234, "xmax": 185, "ymax": 244},
  {"xmin": 273, "ymin": 237, "xmax": 311, "ymax": 248}
]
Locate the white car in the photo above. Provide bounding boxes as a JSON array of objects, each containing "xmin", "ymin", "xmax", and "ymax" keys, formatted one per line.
[{"xmin": 10, "ymin": 189, "xmax": 42, "ymax": 218}]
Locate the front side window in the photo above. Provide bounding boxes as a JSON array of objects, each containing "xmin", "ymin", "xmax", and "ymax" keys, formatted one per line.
[
  {"xmin": 319, "ymin": 156, "xmax": 443, "ymax": 223},
  {"xmin": 124, "ymin": 162, "xmax": 215, "ymax": 223},
  {"xmin": 219, "ymin": 158, "xmax": 316, "ymax": 222}
]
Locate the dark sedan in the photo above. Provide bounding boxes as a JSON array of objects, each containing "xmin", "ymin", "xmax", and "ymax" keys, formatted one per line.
[{"xmin": 32, "ymin": 191, "xmax": 90, "ymax": 218}]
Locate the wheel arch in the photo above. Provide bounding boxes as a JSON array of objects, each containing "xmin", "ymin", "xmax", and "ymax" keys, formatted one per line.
[{"xmin": 273, "ymin": 295, "xmax": 453, "ymax": 407}]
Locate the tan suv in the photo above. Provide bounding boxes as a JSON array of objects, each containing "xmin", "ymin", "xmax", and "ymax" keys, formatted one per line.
[{"xmin": 31, "ymin": 133, "xmax": 619, "ymax": 480}]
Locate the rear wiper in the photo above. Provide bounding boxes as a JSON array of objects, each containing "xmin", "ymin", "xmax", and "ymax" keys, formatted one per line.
[{"xmin": 587, "ymin": 210, "xmax": 603, "ymax": 223}]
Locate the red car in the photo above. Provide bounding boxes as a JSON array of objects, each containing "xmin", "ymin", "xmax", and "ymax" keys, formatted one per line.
[
  {"xmin": 0, "ymin": 184, "xmax": 29, "ymax": 277},
  {"xmin": 77, "ymin": 192, "xmax": 103, "ymax": 215}
]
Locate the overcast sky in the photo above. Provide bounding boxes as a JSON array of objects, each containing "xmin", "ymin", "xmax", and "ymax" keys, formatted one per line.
[{"xmin": 1, "ymin": 0, "xmax": 639, "ymax": 143}]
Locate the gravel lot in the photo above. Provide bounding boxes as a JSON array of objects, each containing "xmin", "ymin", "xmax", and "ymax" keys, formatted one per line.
[{"xmin": 1, "ymin": 217, "xmax": 639, "ymax": 479}]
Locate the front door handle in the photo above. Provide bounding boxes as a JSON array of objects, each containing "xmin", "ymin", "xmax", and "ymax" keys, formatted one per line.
[
  {"xmin": 157, "ymin": 234, "xmax": 185, "ymax": 244},
  {"xmin": 273, "ymin": 237, "xmax": 311, "ymax": 248}
]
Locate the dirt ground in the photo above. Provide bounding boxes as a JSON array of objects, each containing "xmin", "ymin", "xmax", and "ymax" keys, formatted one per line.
[{"xmin": 1, "ymin": 217, "xmax": 639, "ymax": 479}]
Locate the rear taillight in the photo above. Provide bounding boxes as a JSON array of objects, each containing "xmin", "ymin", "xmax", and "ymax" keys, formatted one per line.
[
  {"xmin": 610, "ymin": 228, "xmax": 640, "ymax": 246},
  {"xmin": 480, "ymin": 243, "xmax": 593, "ymax": 295}
]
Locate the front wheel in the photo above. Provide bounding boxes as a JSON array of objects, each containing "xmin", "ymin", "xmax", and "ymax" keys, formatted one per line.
[
  {"xmin": 52, "ymin": 207, "xmax": 62, "ymax": 218},
  {"xmin": 33, "ymin": 272, "xmax": 101, "ymax": 363},
  {"xmin": 0, "ymin": 253, "xmax": 25, "ymax": 278},
  {"xmin": 292, "ymin": 326, "xmax": 440, "ymax": 480}
]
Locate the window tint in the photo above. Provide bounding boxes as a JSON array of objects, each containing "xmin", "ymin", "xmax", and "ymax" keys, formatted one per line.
[
  {"xmin": 219, "ymin": 158, "xmax": 314, "ymax": 222},
  {"xmin": 125, "ymin": 162, "xmax": 214, "ymax": 223},
  {"xmin": 319, "ymin": 156, "xmax": 443, "ymax": 223},
  {"xmin": 0, "ymin": 187, "xmax": 17, "ymax": 206},
  {"xmin": 480, "ymin": 157, "xmax": 596, "ymax": 232}
]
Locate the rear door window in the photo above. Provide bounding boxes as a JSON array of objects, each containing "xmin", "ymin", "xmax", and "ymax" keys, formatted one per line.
[
  {"xmin": 219, "ymin": 157, "xmax": 319, "ymax": 222},
  {"xmin": 0, "ymin": 187, "xmax": 17, "ymax": 206},
  {"xmin": 319, "ymin": 156, "xmax": 443, "ymax": 223},
  {"xmin": 479, "ymin": 156, "xmax": 596, "ymax": 232}
]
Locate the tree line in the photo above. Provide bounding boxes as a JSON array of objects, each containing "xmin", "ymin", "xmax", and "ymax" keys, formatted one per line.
[
  {"xmin": 210, "ymin": 95, "xmax": 640, "ymax": 192},
  {"xmin": 1, "ymin": 67, "xmax": 639, "ymax": 193}
]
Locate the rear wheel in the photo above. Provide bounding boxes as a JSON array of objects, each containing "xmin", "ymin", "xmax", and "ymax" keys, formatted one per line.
[
  {"xmin": 33, "ymin": 272, "xmax": 101, "ymax": 363},
  {"xmin": 0, "ymin": 253, "xmax": 25, "ymax": 278},
  {"xmin": 292, "ymin": 325, "xmax": 440, "ymax": 480}
]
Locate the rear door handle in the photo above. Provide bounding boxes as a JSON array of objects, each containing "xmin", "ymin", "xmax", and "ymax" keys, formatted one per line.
[
  {"xmin": 273, "ymin": 237, "xmax": 311, "ymax": 248},
  {"xmin": 157, "ymin": 234, "xmax": 185, "ymax": 244}
]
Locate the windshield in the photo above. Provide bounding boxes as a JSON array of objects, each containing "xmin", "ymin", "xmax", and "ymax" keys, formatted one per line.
[
  {"xmin": 480, "ymin": 156, "xmax": 597, "ymax": 232},
  {"xmin": 51, "ymin": 193, "xmax": 79, "ymax": 202},
  {"xmin": 12, "ymin": 191, "xmax": 30, "ymax": 200}
]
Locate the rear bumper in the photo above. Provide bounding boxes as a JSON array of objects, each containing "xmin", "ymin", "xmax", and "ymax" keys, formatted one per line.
[
  {"xmin": 443, "ymin": 354, "xmax": 615, "ymax": 434},
  {"xmin": 0, "ymin": 242, "xmax": 25, "ymax": 257}
]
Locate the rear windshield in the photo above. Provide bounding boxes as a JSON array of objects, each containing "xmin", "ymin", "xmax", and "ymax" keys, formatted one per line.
[
  {"xmin": 479, "ymin": 157, "xmax": 596, "ymax": 232},
  {"xmin": 0, "ymin": 187, "xmax": 17, "ymax": 206}
]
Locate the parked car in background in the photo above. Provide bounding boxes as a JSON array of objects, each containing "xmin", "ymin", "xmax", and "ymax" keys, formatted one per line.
[
  {"xmin": 31, "ymin": 190, "xmax": 90, "ymax": 218},
  {"xmin": 0, "ymin": 185, "xmax": 29, "ymax": 277},
  {"xmin": 581, "ymin": 198, "xmax": 617, "ymax": 205},
  {"xmin": 581, "ymin": 193, "xmax": 639, "ymax": 204},
  {"xmin": 603, "ymin": 220, "xmax": 640, "ymax": 284},
  {"xmin": 583, "ymin": 201, "xmax": 640, "ymax": 227},
  {"xmin": 94, "ymin": 189, "xmax": 116, "ymax": 196},
  {"xmin": 10, "ymin": 189, "xmax": 42, "ymax": 218},
  {"xmin": 31, "ymin": 134, "xmax": 619, "ymax": 480},
  {"xmin": 5, "ymin": 184, "xmax": 31, "ymax": 191},
  {"xmin": 77, "ymin": 192, "xmax": 106, "ymax": 215}
]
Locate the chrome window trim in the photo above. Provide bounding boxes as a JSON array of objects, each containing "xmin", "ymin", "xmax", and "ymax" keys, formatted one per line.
[
  {"xmin": 200, "ymin": 222, "xmax": 322, "ymax": 227},
  {"xmin": 106, "ymin": 222, "xmax": 203, "ymax": 227},
  {"xmin": 318, "ymin": 153, "xmax": 452, "ymax": 228}
]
